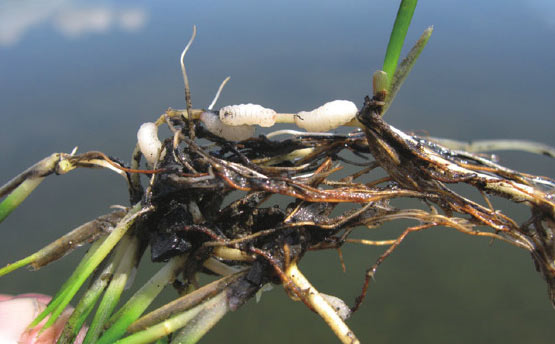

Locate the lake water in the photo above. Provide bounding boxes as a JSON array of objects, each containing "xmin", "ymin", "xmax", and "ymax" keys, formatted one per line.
[{"xmin": 1, "ymin": 1, "xmax": 554, "ymax": 343}]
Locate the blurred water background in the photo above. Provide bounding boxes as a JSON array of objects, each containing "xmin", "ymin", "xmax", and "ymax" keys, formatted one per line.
[{"xmin": 1, "ymin": 0, "xmax": 554, "ymax": 343}]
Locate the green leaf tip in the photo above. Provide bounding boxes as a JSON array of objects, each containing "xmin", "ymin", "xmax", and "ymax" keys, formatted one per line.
[
  {"xmin": 383, "ymin": 25, "xmax": 433, "ymax": 115},
  {"xmin": 0, "ymin": 177, "xmax": 45, "ymax": 223},
  {"xmin": 0, "ymin": 254, "xmax": 36, "ymax": 277},
  {"xmin": 382, "ymin": 0, "xmax": 418, "ymax": 86},
  {"xmin": 0, "ymin": 153, "xmax": 64, "ymax": 224}
]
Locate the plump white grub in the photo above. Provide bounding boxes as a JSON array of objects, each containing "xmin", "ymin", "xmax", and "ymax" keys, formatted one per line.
[
  {"xmin": 137, "ymin": 122, "xmax": 163, "ymax": 166},
  {"xmin": 200, "ymin": 111, "xmax": 255, "ymax": 141},
  {"xmin": 294, "ymin": 100, "xmax": 358, "ymax": 132},
  {"xmin": 219, "ymin": 103, "xmax": 277, "ymax": 127}
]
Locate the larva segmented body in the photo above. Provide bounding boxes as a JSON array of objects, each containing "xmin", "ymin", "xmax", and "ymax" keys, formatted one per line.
[
  {"xmin": 137, "ymin": 122, "xmax": 163, "ymax": 166},
  {"xmin": 294, "ymin": 100, "xmax": 358, "ymax": 132},
  {"xmin": 201, "ymin": 111, "xmax": 255, "ymax": 141},
  {"xmin": 219, "ymin": 103, "xmax": 276, "ymax": 127}
]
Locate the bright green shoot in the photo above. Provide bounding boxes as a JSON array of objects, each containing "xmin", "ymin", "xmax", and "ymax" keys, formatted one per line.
[
  {"xmin": 377, "ymin": 0, "xmax": 433, "ymax": 116},
  {"xmin": 0, "ymin": 153, "xmax": 62, "ymax": 223},
  {"xmin": 30, "ymin": 204, "xmax": 148, "ymax": 331},
  {"xmin": 383, "ymin": 26, "xmax": 433, "ymax": 114},
  {"xmin": 382, "ymin": 0, "xmax": 418, "ymax": 85}
]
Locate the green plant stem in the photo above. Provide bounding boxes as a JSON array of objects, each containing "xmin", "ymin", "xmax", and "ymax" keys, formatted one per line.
[
  {"xmin": 0, "ymin": 153, "xmax": 66, "ymax": 223},
  {"xmin": 170, "ymin": 291, "xmax": 229, "ymax": 344},
  {"xmin": 0, "ymin": 177, "xmax": 45, "ymax": 223},
  {"xmin": 31, "ymin": 238, "xmax": 107, "ymax": 329},
  {"xmin": 0, "ymin": 210, "xmax": 124, "ymax": 277},
  {"xmin": 83, "ymin": 234, "xmax": 140, "ymax": 344},
  {"xmin": 31, "ymin": 203, "xmax": 147, "ymax": 330},
  {"xmin": 372, "ymin": 70, "xmax": 389, "ymax": 99},
  {"xmin": 57, "ymin": 245, "xmax": 121, "ymax": 344},
  {"xmin": 115, "ymin": 292, "xmax": 228, "ymax": 344},
  {"xmin": 382, "ymin": 0, "xmax": 418, "ymax": 87},
  {"xmin": 0, "ymin": 253, "xmax": 36, "ymax": 277},
  {"xmin": 383, "ymin": 26, "xmax": 432, "ymax": 114},
  {"xmin": 128, "ymin": 271, "xmax": 244, "ymax": 333},
  {"xmin": 96, "ymin": 254, "xmax": 188, "ymax": 344}
]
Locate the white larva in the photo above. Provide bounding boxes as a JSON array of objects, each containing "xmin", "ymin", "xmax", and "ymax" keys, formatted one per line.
[
  {"xmin": 320, "ymin": 293, "xmax": 352, "ymax": 321},
  {"xmin": 200, "ymin": 111, "xmax": 255, "ymax": 141},
  {"xmin": 294, "ymin": 100, "xmax": 358, "ymax": 132},
  {"xmin": 137, "ymin": 122, "xmax": 163, "ymax": 166},
  {"xmin": 219, "ymin": 103, "xmax": 277, "ymax": 127}
]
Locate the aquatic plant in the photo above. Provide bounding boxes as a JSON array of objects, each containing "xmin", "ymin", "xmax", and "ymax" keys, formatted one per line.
[{"xmin": 1, "ymin": 1, "xmax": 553, "ymax": 343}]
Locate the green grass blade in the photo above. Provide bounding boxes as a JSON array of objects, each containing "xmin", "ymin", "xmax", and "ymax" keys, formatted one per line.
[
  {"xmin": 0, "ymin": 153, "xmax": 64, "ymax": 223},
  {"xmin": 83, "ymin": 235, "xmax": 140, "ymax": 344},
  {"xmin": 382, "ymin": 0, "xmax": 418, "ymax": 88},
  {"xmin": 96, "ymin": 255, "xmax": 188, "ymax": 344},
  {"xmin": 31, "ymin": 238, "xmax": 107, "ymax": 328},
  {"xmin": 31, "ymin": 203, "xmax": 147, "ymax": 330},
  {"xmin": 127, "ymin": 271, "xmax": 244, "ymax": 333},
  {"xmin": 0, "ymin": 253, "xmax": 38, "ymax": 277},
  {"xmin": 115, "ymin": 292, "xmax": 228, "ymax": 344},
  {"xmin": 0, "ymin": 210, "xmax": 123, "ymax": 277},
  {"xmin": 57, "ymin": 249, "xmax": 119, "ymax": 344},
  {"xmin": 170, "ymin": 292, "xmax": 229, "ymax": 344},
  {"xmin": 0, "ymin": 177, "xmax": 45, "ymax": 223},
  {"xmin": 383, "ymin": 26, "xmax": 433, "ymax": 114},
  {"xmin": 115, "ymin": 304, "xmax": 203, "ymax": 344}
]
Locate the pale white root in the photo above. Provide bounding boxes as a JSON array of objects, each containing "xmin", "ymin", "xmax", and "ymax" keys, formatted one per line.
[{"xmin": 285, "ymin": 262, "xmax": 360, "ymax": 344}]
